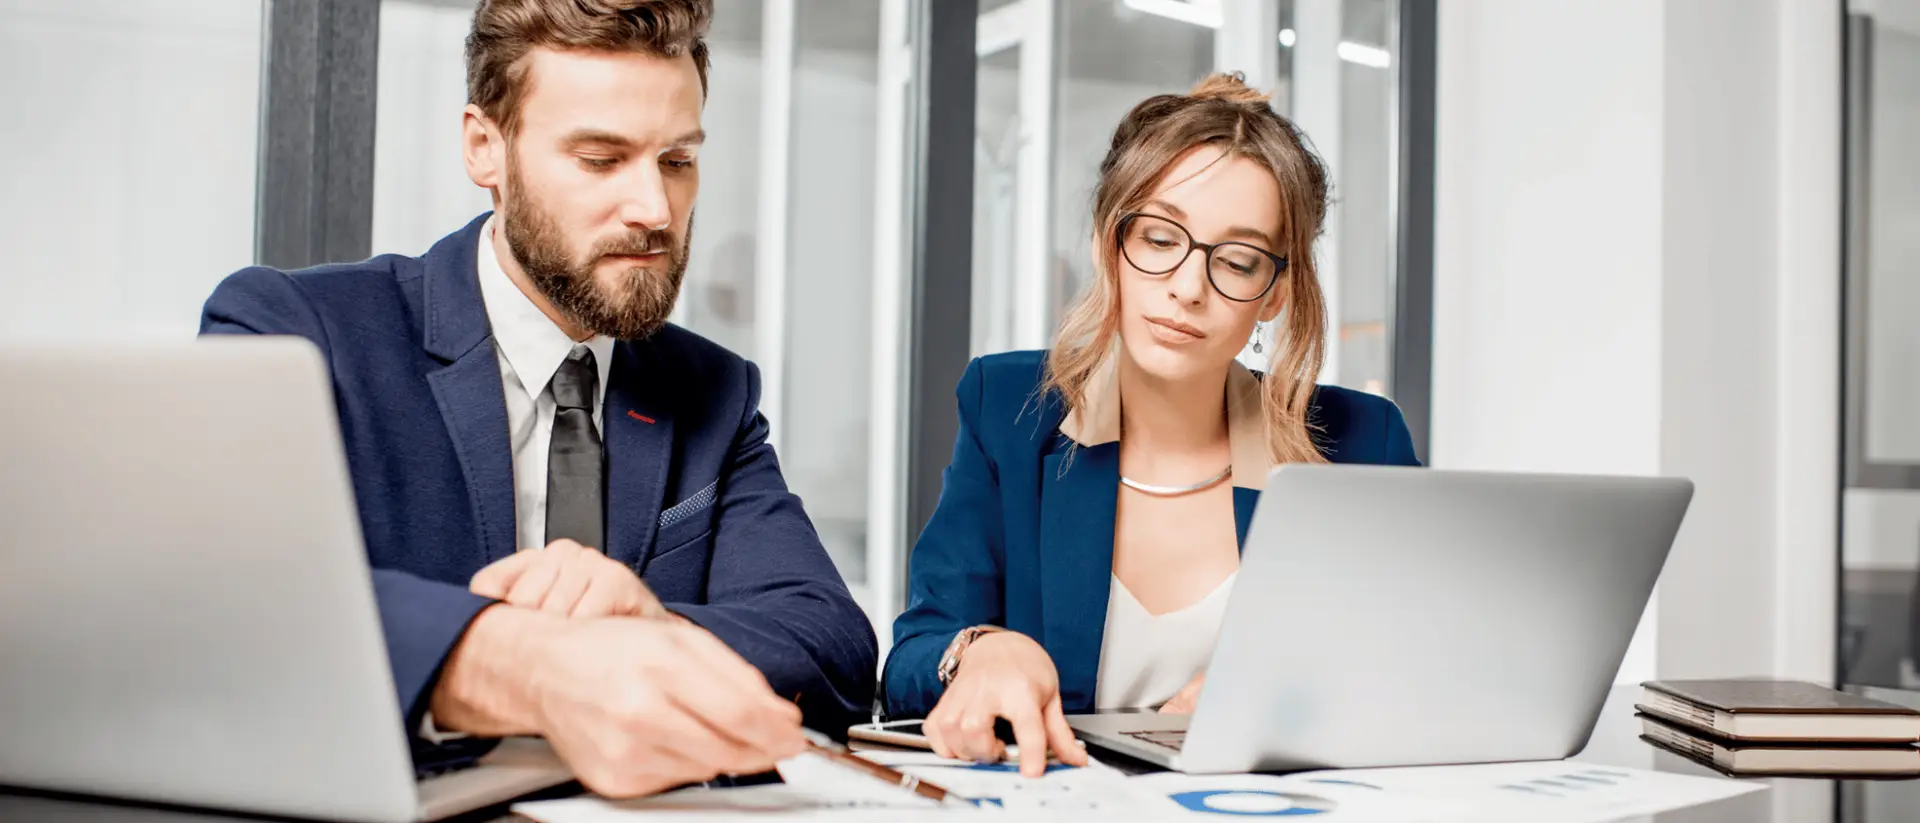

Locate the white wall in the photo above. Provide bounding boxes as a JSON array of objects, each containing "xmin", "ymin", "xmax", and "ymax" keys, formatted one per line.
[
  {"xmin": 1433, "ymin": 0, "xmax": 1839, "ymax": 688},
  {"xmin": 0, "ymin": 0, "xmax": 262, "ymax": 340},
  {"xmin": 1436, "ymin": 6, "xmax": 1838, "ymax": 815},
  {"xmin": 1654, "ymin": 0, "xmax": 1840, "ymax": 694},
  {"xmin": 1432, "ymin": 0, "xmax": 1667, "ymax": 683}
]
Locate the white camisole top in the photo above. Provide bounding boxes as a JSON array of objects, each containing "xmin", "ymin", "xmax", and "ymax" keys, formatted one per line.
[{"xmin": 1092, "ymin": 571, "xmax": 1237, "ymax": 710}]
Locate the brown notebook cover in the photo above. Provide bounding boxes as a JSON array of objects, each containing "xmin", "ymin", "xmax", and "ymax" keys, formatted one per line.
[
  {"xmin": 1644, "ymin": 680, "xmax": 1920, "ymax": 716},
  {"xmin": 1639, "ymin": 679, "xmax": 1920, "ymax": 743},
  {"xmin": 1638, "ymin": 712, "xmax": 1920, "ymax": 777}
]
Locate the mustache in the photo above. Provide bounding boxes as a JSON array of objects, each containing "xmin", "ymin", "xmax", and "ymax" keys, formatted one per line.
[{"xmin": 591, "ymin": 228, "xmax": 676, "ymax": 259}]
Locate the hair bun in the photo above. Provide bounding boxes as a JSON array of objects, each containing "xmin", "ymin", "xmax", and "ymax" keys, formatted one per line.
[{"xmin": 1188, "ymin": 71, "xmax": 1270, "ymax": 105}]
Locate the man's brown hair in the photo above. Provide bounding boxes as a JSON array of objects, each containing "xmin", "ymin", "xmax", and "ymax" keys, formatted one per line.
[{"xmin": 466, "ymin": 0, "xmax": 712, "ymax": 137}]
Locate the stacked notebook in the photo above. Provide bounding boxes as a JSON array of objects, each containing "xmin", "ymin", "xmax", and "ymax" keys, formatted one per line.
[{"xmin": 1636, "ymin": 679, "xmax": 1920, "ymax": 776}]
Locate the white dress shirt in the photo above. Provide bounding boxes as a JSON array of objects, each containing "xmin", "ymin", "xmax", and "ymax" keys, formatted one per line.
[
  {"xmin": 421, "ymin": 218, "xmax": 616, "ymax": 742},
  {"xmin": 473, "ymin": 216, "xmax": 616, "ymax": 554}
]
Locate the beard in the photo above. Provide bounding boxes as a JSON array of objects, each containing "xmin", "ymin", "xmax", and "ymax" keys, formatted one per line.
[{"xmin": 500, "ymin": 160, "xmax": 691, "ymax": 341}]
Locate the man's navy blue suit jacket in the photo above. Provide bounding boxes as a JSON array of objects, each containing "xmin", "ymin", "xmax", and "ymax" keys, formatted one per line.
[{"xmin": 200, "ymin": 214, "xmax": 877, "ymax": 737}]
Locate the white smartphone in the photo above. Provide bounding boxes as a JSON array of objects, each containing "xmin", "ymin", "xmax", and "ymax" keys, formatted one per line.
[
  {"xmin": 845, "ymin": 719, "xmax": 935, "ymax": 750},
  {"xmin": 846, "ymin": 718, "xmax": 1020, "ymax": 750}
]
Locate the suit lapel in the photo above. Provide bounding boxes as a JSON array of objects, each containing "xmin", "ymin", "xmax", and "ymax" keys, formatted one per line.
[
  {"xmin": 1232, "ymin": 487, "xmax": 1259, "ymax": 553},
  {"xmin": 603, "ymin": 340, "xmax": 675, "ymax": 571},
  {"xmin": 1224, "ymin": 362, "xmax": 1267, "ymax": 556},
  {"xmin": 428, "ymin": 354, "xmax": 516, "ymax": 562},
  {"xmin": 421, "ymin": 213, "xmax": 517, "ymax": 563},
  {"xmin": 1038, "ymin": 440, "xmax": 1119, "ymax": 711}
]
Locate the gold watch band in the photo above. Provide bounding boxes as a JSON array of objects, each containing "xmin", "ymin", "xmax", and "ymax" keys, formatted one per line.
[{"xmin": 937, "ymin": 625, "xmax": 1005, "ymax": 685}]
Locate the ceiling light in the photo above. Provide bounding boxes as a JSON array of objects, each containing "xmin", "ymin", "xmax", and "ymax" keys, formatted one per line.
[
  {"xmin": 1121, "ymin": 0, "xmax": 1220, "ymax": 28},
  {"xmin": 1122, "ymin": 0, "xmax": 1393, "ymax": 69},
  {"xmin": 1335, "ymin": 40, "xmax": 1393, "ymax": 68}
]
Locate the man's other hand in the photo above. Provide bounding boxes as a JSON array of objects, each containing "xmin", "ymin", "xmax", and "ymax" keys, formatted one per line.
[{"xmin": 470, "ymin": 539, "xmax": 666, "ymax": 619}]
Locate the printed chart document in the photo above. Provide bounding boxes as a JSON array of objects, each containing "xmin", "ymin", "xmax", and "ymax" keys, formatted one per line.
[
  {"xmin": 514, "ymin": 753, "xmax": 1764, "ymax": 822},
  {"xmin": 514, "ymin": 750, "xmax": 1173, "ymax": 821},
  {"xmin": 1131, "ymin": 761, "xmax": 1766, "ymax": 821},
  {"xmin": 854, "ymin": 750, "xmax": 1177, "ymax": 815}
]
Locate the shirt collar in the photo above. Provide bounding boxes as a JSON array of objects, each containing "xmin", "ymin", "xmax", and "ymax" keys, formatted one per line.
[
  {"xmin": 475, "ymin": 215, "xmax": 616, "ymax": 402},
  {"xmin": 1058, "ymin": 344, "xmax": 1273, "ymax": 490}
]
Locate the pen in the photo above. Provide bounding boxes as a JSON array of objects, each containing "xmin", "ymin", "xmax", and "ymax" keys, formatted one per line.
[{"xmin": 800, "ymin": 728, "xmax": 954, "ymax": 805}]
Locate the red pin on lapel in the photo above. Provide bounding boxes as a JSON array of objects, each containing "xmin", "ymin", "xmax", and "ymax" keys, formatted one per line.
[{"xmin": 627, "ymin": 410, "xmax": 656, "ymax": 424}]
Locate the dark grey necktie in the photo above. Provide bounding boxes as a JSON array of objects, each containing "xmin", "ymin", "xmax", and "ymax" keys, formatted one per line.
[{"xmin": 545, "ymin": 345, "xmax": 604, "ymax": 550}]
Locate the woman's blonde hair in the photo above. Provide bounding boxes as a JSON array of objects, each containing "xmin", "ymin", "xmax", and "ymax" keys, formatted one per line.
[{"xmin": 1043, "ymin": 72, "xmax": 1333, "ymax": 464}]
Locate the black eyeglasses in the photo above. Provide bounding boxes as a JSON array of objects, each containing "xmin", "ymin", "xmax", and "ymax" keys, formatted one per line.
[{"xmin": 1116, "ymin": 212, "xmax": 1288, "ymax": 303}]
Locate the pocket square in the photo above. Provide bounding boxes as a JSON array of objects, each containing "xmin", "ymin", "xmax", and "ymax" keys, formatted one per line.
[{"xmin": 659, "ymin": 481, "xmax": 719, "ymax": 529}]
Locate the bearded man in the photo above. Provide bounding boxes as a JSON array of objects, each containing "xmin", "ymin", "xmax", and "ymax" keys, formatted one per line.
[{"xmin": 199, "ymin": 0, "xmax": 874, "ymax": 799}]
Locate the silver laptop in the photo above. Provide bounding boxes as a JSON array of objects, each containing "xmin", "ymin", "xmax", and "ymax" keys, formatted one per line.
[
  {"xmin": 1069, "ymin": 464, "xmax": 1692, "ymax": 773},
  {"xmin": 0, "ymin": 338, "xmax": 572, "ymax": 822}
]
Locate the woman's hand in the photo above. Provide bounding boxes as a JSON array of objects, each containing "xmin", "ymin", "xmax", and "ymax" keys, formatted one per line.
[
  {"xmin": 923, "ymin": 631, "xmax": 1089, "ymax": 777},
  {"xmin": 1159, "ymin": 671, "xmax": 1206, "ymax": 714}
]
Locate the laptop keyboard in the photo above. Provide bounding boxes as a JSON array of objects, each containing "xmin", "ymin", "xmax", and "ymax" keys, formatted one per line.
[
  {"xmin": 412, "ymin": 737, "xmax": 497, "ymax": 780},
  {"xmin": 1123, "ymin": 729, "xmax": 1187, "ymax": 752}
]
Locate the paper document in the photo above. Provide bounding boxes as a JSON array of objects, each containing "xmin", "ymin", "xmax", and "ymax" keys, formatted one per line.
[
  {"xmin": 1131, "ymin": 761, "xmax": 1764, "ymax": 822},
  {"xmin": 514, "ymin": 749, "xmax": 1177, "ymax": 821},
  {"xmin": 515, "ymin": 754, "xmax": 1764, "ymax": 822},
  {"xmin": 511, "ymin": 785, "xmax": 910, "ymax": 822},
  {"xmin": 1304, "ymin": 760, "xmax": 1766, "ymax": 822},
  {"xmin": 1128, "ymin": 772, "xmax": 1480, "ymax": 821},
  {"xmin": 857, "ymin": 749, "xmax": 1179, "ymax": 815}
]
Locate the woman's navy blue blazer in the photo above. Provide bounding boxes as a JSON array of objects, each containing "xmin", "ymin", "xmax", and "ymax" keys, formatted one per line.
[{"xmin": 883, "ymin": 349, "xmax": 1421, "ymax": 717}]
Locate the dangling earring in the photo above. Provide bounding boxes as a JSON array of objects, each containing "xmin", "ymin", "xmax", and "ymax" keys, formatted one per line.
[{"xmin": 1251, "ymin": 321, "xmax": 1265, "ymax": 354}]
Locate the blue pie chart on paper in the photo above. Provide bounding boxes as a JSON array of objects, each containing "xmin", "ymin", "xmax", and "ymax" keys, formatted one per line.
[
  {"xmin": 958, "ymin": 762, "xmax": 1076, "ymax": 775},
  {"xmin": 1168, "ymin": 790, "xmax": 1336, "ymax": 816}
]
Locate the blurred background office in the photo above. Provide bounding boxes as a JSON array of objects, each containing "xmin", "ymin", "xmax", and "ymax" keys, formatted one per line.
[
  {"xmin": 0, "ymin": 0, "xmax": 1415, "ymax": 636},
  {"xmin": 0, "ymin": 0, "xmax": 1913, "ymax": 776}
]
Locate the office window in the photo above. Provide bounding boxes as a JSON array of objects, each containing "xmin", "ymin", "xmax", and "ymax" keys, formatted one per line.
[
  {"xmin": 971, "ymin": 47, "xmax": 1021, "ymax": 356},
  {"xmin": 370, "ymin": 0, "xmax": 493, "ymax": 260},
  {"xmin": 1317, "ymin": 0, "xmax": 1398, "ymax": 397},
  {"xmin": 1860, "ymin": 29, "xmax": 1920, "ymax": 468},
  {"xmin": 1840, "ymin": 7, "xmax": 1920, "ymax": 697},
  {"xmin": 675, "ymin": 1, "xmax": 763, "ymax": 358},
  {"xmin": 778, "ymin": 0, "xmax": 884, "ymax": 604},
  {"xmin": 0, "ymin": 0, "xmax": 264, "ymax": 339}
]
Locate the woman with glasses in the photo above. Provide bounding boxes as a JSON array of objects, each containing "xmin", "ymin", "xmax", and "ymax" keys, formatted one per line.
[{"xmin": 882, "ymin": 73, "xmax": 1421, "ymax": 776}]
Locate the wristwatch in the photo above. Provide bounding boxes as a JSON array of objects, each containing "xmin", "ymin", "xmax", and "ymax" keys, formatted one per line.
[{"xmin": 936, "ymin": 625, "xmax": 1005, "ymax": 685}]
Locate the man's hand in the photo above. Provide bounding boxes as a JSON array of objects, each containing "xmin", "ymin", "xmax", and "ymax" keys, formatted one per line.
[
  {"xmin": 1159, "ymin": 671, "xmax": 1205, "ymax": 714},
  {"xmin": 429, "ymin": 607, "xmax": 806, "ymax": 798},
  {"xmin": 532, "ymin": 617, "xmax": 806, "ymax": 796},
  {"xmin": 470, "ymin": 539, "xmax": 666, "ymax": 618}
]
